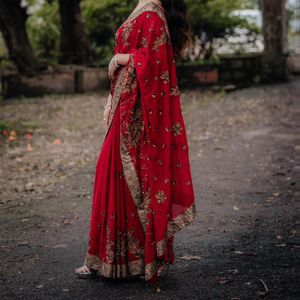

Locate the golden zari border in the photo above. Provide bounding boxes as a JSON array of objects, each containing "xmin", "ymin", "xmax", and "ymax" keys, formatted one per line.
[
  {"xmin": 84, "ymin": 253, "xmax": 159, "ymax": 281},
  {"xmin": 84, "ymin": 253, "xmax": 144, "ymax": 278},
  {"xmin": 104, "ymin": 67, "xmax": 127, "ymax": 139},
  {"xmin": 120, "ymin": 137, "xmax": 146, "ymax": 233},
  {"xmin": 121, "ymin": 2, "xmax": 168, "ymax": 32},
  {"xmin": 156, "ymin": 203, "xmax": 197, "ymax": 256}
]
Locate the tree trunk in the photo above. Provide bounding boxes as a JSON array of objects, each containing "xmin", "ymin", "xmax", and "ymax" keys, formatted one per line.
[
  {"xmin": 58, "ymin": 0, "xmax": 90, "ymax": 64},
  {"xmin": 261, "ymin": 0, "xmax": 288, "ymax": 81},
  {"xmin": 0, "ymin": 0, "xmax": 45, "ymax": 74}
]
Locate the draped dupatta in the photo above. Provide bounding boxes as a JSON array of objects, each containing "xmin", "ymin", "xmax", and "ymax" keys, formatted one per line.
[{"xmin": 85, "ymin": 2, "xmax": 196, "ymax": 282}]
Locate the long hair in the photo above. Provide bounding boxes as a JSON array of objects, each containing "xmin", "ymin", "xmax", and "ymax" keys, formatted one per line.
[{"xmin": 160, "ymin": 0, "xmax": 191, "ymax": 58}]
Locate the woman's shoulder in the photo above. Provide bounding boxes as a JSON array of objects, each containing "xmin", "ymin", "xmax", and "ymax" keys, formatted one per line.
[{"xmin": 132, "ymin": 2, "xmax": 167, "ymax": 25}]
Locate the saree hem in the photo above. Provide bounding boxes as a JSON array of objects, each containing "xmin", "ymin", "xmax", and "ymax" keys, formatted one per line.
[{"xmin": 84, "ymin": 253, "xmax": 171, "ymax": 281}]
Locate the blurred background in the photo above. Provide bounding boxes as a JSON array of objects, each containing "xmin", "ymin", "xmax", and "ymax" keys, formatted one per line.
[
  {"xmin": 0, "ymin": 0, "xmax": 299, "ymax": 97},
  {"xmin": 0, "ymin": 1, "xmax": 299, "ymax": 299}
]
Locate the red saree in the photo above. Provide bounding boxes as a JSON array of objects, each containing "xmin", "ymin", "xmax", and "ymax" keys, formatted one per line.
[{"xmin": 84, "ymin": 2, "xmax": 197, "ymax": 283}]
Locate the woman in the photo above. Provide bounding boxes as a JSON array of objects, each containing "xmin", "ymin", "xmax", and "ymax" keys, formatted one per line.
[{"xmin": 75, "ymin": 0, "xmax": 197, "ymax": 283}]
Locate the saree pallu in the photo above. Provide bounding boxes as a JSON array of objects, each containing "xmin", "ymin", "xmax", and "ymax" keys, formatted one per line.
[{"xmin": 84, "ymin": 2, "xmax": 197, "ymax": 283}]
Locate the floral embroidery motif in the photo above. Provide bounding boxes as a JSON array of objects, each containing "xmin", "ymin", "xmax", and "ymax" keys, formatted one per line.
[
  {"xmin": 104, "ymin": 67, "xmax": 127, "ymax": 136},
  {"xmin": 170, "ymin": 86, "xmax": 180, "ymax": 96},
  {"xmin": 106, "ymin": 227, "xmax": 114, "ymax": 263},
  {"xmin": 122, "ymin": 22, "xmax": 133, "ymax": 46},
  {"xmin": 153, "ymin": 31, "xmax": 169, "ymax": 51},
  {"xmin": 160, "ymin": 71, "xmax": 170, "ymax": 84},
  {"xmin": 167, "ymin": 203, "xmax": 197, "ymax": 237},
  {"xmin": 141, "ymin": 37, "xmax": 148, "ymax": 47},
  {"xmin": 120, "ymin": 138, "xmax": 144, "ymax": 213},
  {"xmin": 155, "ymin": 190, "xmax": 166, "ymax": 204},
  {"xmin": 172, "ymin": 122, "xmax": 183, "ymax": 136},
  {"xmin": 123, "ymin": 56, "xmax": 137, "ymax": 93},
  {"xmin": 127, "ymin": 230, "xmax": 144, "ymax": 258},
  {"xmin": 143, "ymin": 188, "xmax": 152, "ymax": 214},
  {"xmin": 127, "ymin": 100, "xmax": 144, "ymax": 148},
  {"xmin": 115, "ymin": 232, "xmax": 126, "ymax": 260}
]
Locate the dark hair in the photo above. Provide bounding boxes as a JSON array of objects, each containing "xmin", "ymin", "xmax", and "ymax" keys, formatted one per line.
[{"xmin": 161, "ymin": 0, "xmax": 191, "ymax": 58}]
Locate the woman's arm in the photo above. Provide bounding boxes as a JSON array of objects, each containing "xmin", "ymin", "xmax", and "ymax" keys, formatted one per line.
[
  {"xmin": 115, "ymin": 53, "xmax": 130, "ymax": 66},
  {"xmin": 108, "ymin": 53, "xmax": 130, "ymax": 80}
]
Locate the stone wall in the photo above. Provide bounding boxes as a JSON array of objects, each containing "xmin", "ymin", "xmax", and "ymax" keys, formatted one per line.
[
  {"xmin": 177, "ymin": 54, "xmax": 263, "ymax": 88},
  {"xmin": 0, "ymin": 54, "xmax": 268, "ymax": 98},
  {"xmin": 1, "ymin": 66, "xmax": 110, "ymax": 98}
]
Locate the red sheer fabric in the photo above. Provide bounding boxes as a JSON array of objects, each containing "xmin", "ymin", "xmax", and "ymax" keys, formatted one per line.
[{"xmin": 84, "ymin": 2, "xmax": 197, "ymax": 282}]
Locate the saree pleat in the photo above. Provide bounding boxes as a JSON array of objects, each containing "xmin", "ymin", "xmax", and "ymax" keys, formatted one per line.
[{"xmin": 85, "ymin": 103, "xmax": 146, "ymax": 278}]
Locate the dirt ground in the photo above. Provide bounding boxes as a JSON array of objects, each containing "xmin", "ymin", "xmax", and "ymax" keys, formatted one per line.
[{"xmin": 0, "ymin": 77, "xmax": 299, "ymax": 300}]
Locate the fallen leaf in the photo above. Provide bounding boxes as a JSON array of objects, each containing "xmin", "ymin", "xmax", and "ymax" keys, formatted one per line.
[
  {"xmin": 35, "ymin": 284, "xmax": 43, "ymax": 289},
  {"xmin": 257, "ymin": 279, "xmax": 269, "ymax": 297},
  {"xmin": 53, "ymin": 138, "xmax": 62, "ymax": 145},
  {"xmin": 18, "ymin": 241, "xmax": 29, "ymax": 246},
  {"xmin": 63, "ymin": 219, "xmax": 70, "ymax": 225},
  {"xmin": 233, "ymin": 206, "xmax": 240, "ymax": 211},
  {"xmin": 227, "ymin": 269, "xmax": 239, "ymax": 274},
  {"xmin": 180, "ymin": 255, "xmax": 203, "ymax": 260},
  {"xmin": 289, "ymin": 230, "xmax": 296, "ymax": 237},
  {"xmin": 25, "ymin": 133, "xmax": 33, "ymax": 139},
  {"xmin": 218, "ymin": 277, "xmax": 232, "ymax": 284},
  {"xmin": 27, "ymin": 143, "xmax": 33, "ymax": 151},
  {"xmin": 52, "ymin": 244, "xmax": 68, "ymax": 248}
]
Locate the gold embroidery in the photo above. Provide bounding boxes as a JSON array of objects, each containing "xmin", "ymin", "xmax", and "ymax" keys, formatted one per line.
[
  {"xmin": 127, "ymin": 230, "xmax": 144, "ymax": 258},
  {"xmin": 106, "ymin": 227, "xmax": 114, "ymax": 263},
  {"xmin": 120, "ymin": 2, "xmax": 169, "ymax": 37},
  {"xmin": 104, "ymin": 67, "xmax": 127, "ymax": 137},
  {"xmin": 154, "ymin": 203, "xmax": 197, "ymax": 259},
  {"xmin": 120, "ymin": 138, "xmax": 144, "ymax": 209},
  {"xmin": 155, "ymin": 190, "xmax": 166, "ymax": 204},
  {"xmin": 115, "ymin": 232, "xmax": 126, "ymax": 261},
  {"xmin": 170, "ymin": 86, "xmax": 180, "ymax": 96},
  {"xmin": 172, "ymin": 122, "xmax": 183, "ymax": 136},
  {"xmin": 145, "ymin": 260, "xmax": 158, "ymax": 281},
  {"xmin": 141, "ymin": 37, "xmax": 148, "ymax": 47},
  {"xmin": 153, "ymin": 31, "xmax": 169, "ymax": 51},
  {"xmin": 84, "ymin": 255, "xmax": 165, "ymax": 281},
  {"xmin": 123, "ymin": 57, "xmax": 137, "ymax": 94},
  {"xmin": 122, "ymin": 21, "xmax": 133, "ymax": 46},
  {"xmin": 167, "ymin": 203, "xmax": 197, "ymax": 237},
  {"xmin": 84, "ymin": 253, "xmax": 145, "ymax": 278},
  {"xmin": 143, "ymin": 188, "xmax": 152, "ymax": 214},
  {"xmin": 126, "ymin": 99, "xmax": 144, "ymax": 148},
  {"xmin": 160, "ymin": 71, "xmax": 170, "ymax": 83}
]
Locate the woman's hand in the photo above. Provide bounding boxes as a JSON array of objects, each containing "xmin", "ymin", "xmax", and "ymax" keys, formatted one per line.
[
  {"xmin": 108, "ymin": 55, "xmax": 119, "ymax": 80},
  {"xmin": 103, "ymin": 93, "xmax": 112, "ymax": 129}
]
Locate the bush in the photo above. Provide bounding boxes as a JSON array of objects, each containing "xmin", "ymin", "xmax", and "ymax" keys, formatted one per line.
[
  {"xmin": 27, "ymin": 1, "xmax": 60, "ymax": 64},
  {"xmin": 81, "ymin": 0, "xmax": 135, "ymax": 66}
]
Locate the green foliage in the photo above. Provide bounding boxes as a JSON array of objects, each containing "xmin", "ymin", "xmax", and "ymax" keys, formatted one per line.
[
  {"xmin": 186, "ymin": 0, "xmax": 247, "ymax": 38},
  {"xmin": 81, "ymin": 0, "xmax": 135, "ymax": 65},
  {"xmin": 27, "ymin": 0, "xmax": 60, "ymax": 64},
  {"xmin": 23, "ymin": 0, "xmax": 258, "ymax": 65}
]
